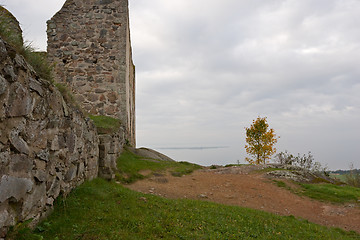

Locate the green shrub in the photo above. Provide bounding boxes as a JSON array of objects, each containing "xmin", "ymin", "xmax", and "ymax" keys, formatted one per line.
[{"xmin": 345, "ymin": 171, "xmax": 360, "ymax": 188}]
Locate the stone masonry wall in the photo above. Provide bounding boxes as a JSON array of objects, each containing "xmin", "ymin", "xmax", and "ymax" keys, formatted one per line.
[
  {"xmin": 0, "ymin": 37, "xmax": 100, "ymax": 237},
  {"xmin": 98, "ymin": 130, "xmax": 125, "ymax": 180},
  {"xmin": 47, "ymin": 0, "xmax": 136, "ymax": 146}
]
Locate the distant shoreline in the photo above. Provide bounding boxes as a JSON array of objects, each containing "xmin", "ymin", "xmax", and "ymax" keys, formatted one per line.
[{"xmin": 156, "ymin": 146, "xmax": 229, "ymax": 150}]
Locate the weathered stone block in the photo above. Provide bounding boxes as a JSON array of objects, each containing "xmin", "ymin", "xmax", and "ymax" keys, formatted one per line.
[
  {"xmin": 0, "ymin": 151, "xmax": 10, "ymax": 173},
  {"xmin": 20, "ymin": 183, "xmax": 46, "ymax": 220},
  {"xmin": 0, "ymin": 39, "xmax": 8, "ymax": 62},
  {"xmin": 34, "ymin": 159, "xmax": 46, "ymax": 171},
  {"xmin": 65, "ymin": 165, "xmax": 77, "ymax": 182},
  {"xmin": 0, "ymin": 208, "xmax": 10, "ymax": 229},
  {"xmin": 7, "ymin": 82, "xmax": 33, "ymax": 117},
  {"xmin": 0, "ymin": 175, "xmax": 33, "ymax": 203},
  {"xmin": 0, "ymin": 76, "xmax": 7, "ymax": 96},
  {"xmin": 3, "ymin": 65, "xmax": 16, "ymax": 82},
  {"xmin": 65, "ymin": 132, "xmax": 76, "ymax": 153},
  {"xmin": 33, "ymin": 170, "xmax": 47, "ymax": 183},
  {"xmin": 47, "ymin": 177, "xmax": 61, "ymax": 198},
  {"xmin": 9, "ymin": 133, "xmax": 29, "ymax": 155},
  {"xmin": 77, "ymin": 162, "xmax": 85, "ymax": 177},
  {"xmin": 29, "ymin": 78, "xmax": 44, "ymax": 97},
  {"xmin": 9, "ymin": 154, "xmax": 32, "ymax": 176}
]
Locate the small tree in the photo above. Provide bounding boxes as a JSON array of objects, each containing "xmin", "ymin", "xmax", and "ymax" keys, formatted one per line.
[
  {"xmin": 274, "ymin": 151, "xmax": 327, "ymax": 173},
  {"xmin": 245, "ymin": 117, "xmax": 278, "ymax": 164},
  {"xmin": 345, "ymin": 163, "xmax": 360, "ymax": 188}
]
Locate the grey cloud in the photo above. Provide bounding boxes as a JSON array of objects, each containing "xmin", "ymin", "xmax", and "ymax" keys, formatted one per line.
[{"xmin": 3, "ymin": 0, "xmax": 360, "ymax": 169}]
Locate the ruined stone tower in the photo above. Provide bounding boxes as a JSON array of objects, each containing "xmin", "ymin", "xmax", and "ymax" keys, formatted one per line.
[{"xmin": 47, "ymin": 0, "xmax": 135, "ymax": 146}]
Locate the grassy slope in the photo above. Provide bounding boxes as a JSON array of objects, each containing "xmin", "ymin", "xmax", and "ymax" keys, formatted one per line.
[
  {"xmin": 115, "ymin": 149, "xmax": 201, "ymax": 183},
  {"xmin": 272, "ymin": 180, "xmax": 360, "ymax": 205},
  {"xmin": 9, "ymin": 150, "xmax": 360, "ymax": 240},
  {"xmin": 10, "ymin": 178, "xmax": 360, "ymax": 240},
  {"xmin": 299, "ymin": 183, "xmax": 360, "ymax": 204}
]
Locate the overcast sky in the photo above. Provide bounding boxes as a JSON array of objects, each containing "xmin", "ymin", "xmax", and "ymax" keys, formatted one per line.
[{"xmin": 2, "ymin": 0, "xmax": 360, "ymax": 170}]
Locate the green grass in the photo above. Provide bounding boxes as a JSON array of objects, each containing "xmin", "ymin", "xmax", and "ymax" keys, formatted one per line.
[
  {"xmin": 299, "ymin": 183, "xmax": 360, "ymax": 204},
  {"xmin": 273, "ymin": 180, "xmax": 288, "ymax": 188},
  {"xmin": 54, "ymin": 82, "xmax": 78, "ymax": 106},
  {"xmin": 330, "ymin": 173, "xmax": 348, "ymax": 182},
  {"xmin": 272, "ymin": 179, "xmax": 360, "ymax": 205},
  {"xmin": 224, "ymin": 164, "xmax": 249, "ymax": 167},
  {"xmin": 23, "ymin": 49, "xmax": 53, "ymax": 80},
  {"xmin": 116, "ymin": 149, "xmax": 201, "ymax": 183},
  {"xmin": 9, "ymin": 178, "xmax": 360, "ymax": 240},
  {"xmin": 88, "ymin": 115, "xmax": 121, "ymax": 134}
]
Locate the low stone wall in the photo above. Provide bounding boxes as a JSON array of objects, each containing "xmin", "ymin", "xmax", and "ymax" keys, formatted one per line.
[
  {"xmin": 98, "ymin": 129, "xmax": 125, "ymax": 180},
  {"xmin": 0, "ymin": 38, "xmax": 102, "ymax": 237}
]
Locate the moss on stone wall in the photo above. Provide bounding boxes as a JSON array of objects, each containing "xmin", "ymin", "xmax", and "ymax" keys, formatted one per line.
[
  {"xmin": 0, "ymin": 6, "xmax": 53, "ymax": 81},
  {"xmin": 0, "ymin": 5, "xmax": 23, "ymax": 50},
  {"xmin": 88, "ymin": 115, "xmax": 121, "ymax": 134}
]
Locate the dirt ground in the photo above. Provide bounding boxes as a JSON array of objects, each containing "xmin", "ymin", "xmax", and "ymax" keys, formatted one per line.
[{"xmin": 126, "ymin": 166, "xmax": 360, "ymax": 233}]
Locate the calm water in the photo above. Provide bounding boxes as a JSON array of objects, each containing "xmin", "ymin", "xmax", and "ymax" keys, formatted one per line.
[{"xmin": 148, "ymin": 146, "xmax": 244, "ymax": 166}]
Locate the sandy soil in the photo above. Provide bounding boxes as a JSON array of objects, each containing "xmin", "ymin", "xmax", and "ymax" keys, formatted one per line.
[{"xmin": 126, "ymin": 166, "xmax": 360, "ymax": 233}]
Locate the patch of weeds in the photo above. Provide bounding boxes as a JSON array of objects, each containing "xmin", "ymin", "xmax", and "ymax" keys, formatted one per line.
[
  {"xmin": 345, "ymin": 165, "xmax": 360, "ymax": 188},
  {"xmin": 311, "ymin": 177, "xmax": 332, "ymax": 184},
  {"xmin": 23, "ymin": 48, "xmax": 53, "ymax": 81},
  {"xmin": 12, "ymin": 179, "xmax": 360, "ymax": 240},
  {"xmin": 210, "ymin": 165, "xmax": 217, "ymax": 169},
  {"xmin": 54, "ymin": 83, "xmax": 75, "ymax": 103},
  {"xmin": 273, "ymin": 180, "xmax": 287, "ymax": 188},
  {"xmin": 6, "ymin": 219, "xmax": 44, "ymax": 240},
  {"xmin": 88, "ymin": 115, "xmax": 121, "ymax": 134},
  {"xmin": 53, "ymin": 82, "xmax": 83, "ymax": 112}
]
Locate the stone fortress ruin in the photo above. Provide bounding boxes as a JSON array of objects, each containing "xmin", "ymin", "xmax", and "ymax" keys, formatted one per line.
[
  {"xmin": 47, "ymin": 0, "xmax": 136, "ymax": 146},
  {"xmin": 0, "ymin": 0, "xmax": 135, "ymax": 236}
]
